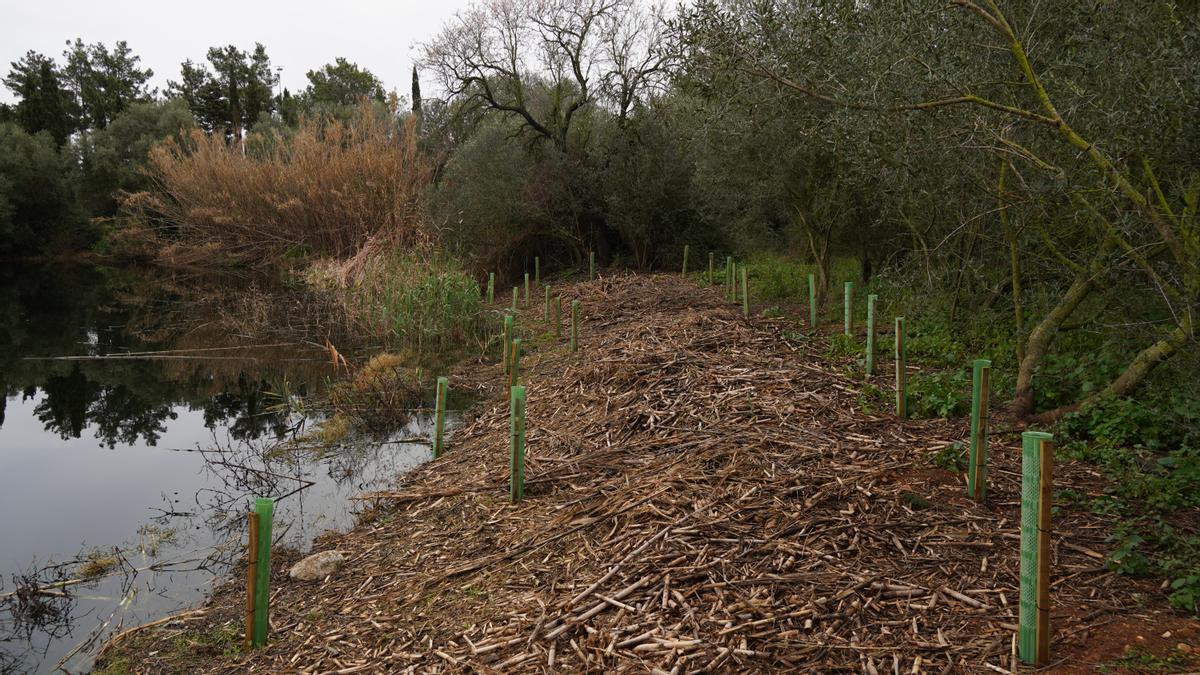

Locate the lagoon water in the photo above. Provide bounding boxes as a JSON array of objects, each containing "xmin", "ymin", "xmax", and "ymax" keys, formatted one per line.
[{"xmin": 0, "ymin": 265, "xmax": 445, "ymax": 673}]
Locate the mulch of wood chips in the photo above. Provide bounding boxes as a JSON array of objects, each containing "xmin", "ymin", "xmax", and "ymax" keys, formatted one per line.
[{"xmin": 106, "ymin": 273, "xmax": 1191, "ymax": 673}]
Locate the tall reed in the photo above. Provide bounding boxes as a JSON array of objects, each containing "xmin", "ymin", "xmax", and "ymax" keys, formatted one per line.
[{"xmin": 139, "ymin": 102, "xmax": 431, "ymax": 264}]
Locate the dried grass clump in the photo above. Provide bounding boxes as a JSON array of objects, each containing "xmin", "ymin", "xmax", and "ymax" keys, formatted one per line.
[{"xmin": 137, "ymin": 102, "xmax": 431, "ymax": 264}]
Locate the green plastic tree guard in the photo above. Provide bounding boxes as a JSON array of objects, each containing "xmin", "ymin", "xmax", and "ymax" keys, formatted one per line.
[
  {"xmin": 503, "ymin": 315, "xmax": 514, "ymax": 374},
  {"xmin": 968, "ymin": 359, "xmax": 992, "ymax": 501},
  {"xmin": 726, "ymin": 256, "xmax": 733, "ymax": 300},
  {"xmin": 866, "ymin": 294, "xmax": 877, "ymax": 375},
  {"xmin": 509, "ymin": 338, "xmax": 521, "ymax": 394},
  {"xmin": 555, "ymin": 296, "xmax": 562, "ymax": 337},
  {"xmin": 570, "ymin": 300, "xmax": 580, "ymax": 353},
  {"xmin": 509, "ymin": 386, "xmax": 527, "ymax": 503},
  {"xmin": 535, "ymin": 256, "xmax": 540, "ymax": 285},
  {"xmin": 808, "ymin": 273, "xmax": 817, "ymax": 329},
  {"xmin": 589, "ymin": 251, "xmax": 595, "ymax": 280},
  {"xmin": 544, "ymin": 284, "xmax": 551, "ymax": 322},
  {"xmin": 432, "ymin": 376, "xmax": 448, "ymax": 458},
  {"xmin": 524, "ymin": 273, "xmax": 530, "ymax": 304},
  {"xmin": 252, "ymin": 498, "xmax": 274, "ymax": 647},
  {"xmin": 1019, "ymin": 431, "xmax": 1054, "ymax": 666},
  {"xmin": 487, "ymin": 273, "xmax": 494, "ymax": 304},
  {"xmin": 844, "ymin": 281, "xmax": 854, "ymax": 336},
  {"xmin": 741, "ymin": 266, "xmax": 749, "ymax": 318},
  {"xmin": 708, "ymin": 252, "xmax": 715, "ymax": 285},
  {"xmin": 511, "ymin": 287, "xmax": 518, "ymax": 312},
  {"xmin": 895, "ymin": 317, "xmax": 907, "ymax": 418},
  {"xmin": 682, "ymin": 245, "xmax": 689, "ymax": 275}
]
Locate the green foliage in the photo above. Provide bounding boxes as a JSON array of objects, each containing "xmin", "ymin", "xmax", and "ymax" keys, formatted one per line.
[
  {"xmin": 61, "ymin": 38, "xmax": 155, "ymax": 130},
  {"xmin": 167, "ymin": 44, "xmax": 276, "ymax": 137},
  {"xmin": 3, "ymin": 50, "xmax": 76, "ymax": 146},
  {"xmin": 302, "ymin": 58, "xmax": 385, "ymax": 107},
  {"xmin": 1058, "ymin": 393, "xmax": 1200, "ymax": 612},
  {"xmin": 0, "ymin": 122, "xmax": 81, "ymax": 253},
  {"xmin": 75, "ymin": 100, "xmax": 195, "ymax": 216},
  {"xmin": 929, "ymin": 442, "xmax": 966, "ymax": 472},
  {"xmin": 908, "ymin": 370, "xmax": 969, "ymax": 419}
]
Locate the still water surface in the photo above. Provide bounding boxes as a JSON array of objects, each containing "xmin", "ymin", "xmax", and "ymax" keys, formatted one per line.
[{"xmin": 0, "ymin": 264, "xmax": 446, "ymax": 673}]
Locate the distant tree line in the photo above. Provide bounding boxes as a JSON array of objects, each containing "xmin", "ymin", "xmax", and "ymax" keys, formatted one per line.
[{"xmin": 0, "ymin": 39, "xmax": 390, "ymax": 256}]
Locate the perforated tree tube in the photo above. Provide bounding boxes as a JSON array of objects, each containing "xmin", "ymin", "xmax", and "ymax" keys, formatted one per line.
[
  {"xmin": 509, "ymin": 338, "xmax": 521, "ymax": 393},
  {"xmin": 844, "ymin": 282, "xmax": 854, "ymax": 336},
  {"xmin": 570, "ymin": 300, "xmax": 580, "ymax": 353},
  {"xmin": 503, "ymin": 315, "xmax": 514, "ymax": 375},
  {"xmin": 432, "ymin": 376, "xmax": 448, "ymax": 458},
  {"xmin": 251, "ymin": 498, "xmax": 274, "ymax": 647},
  {"xmin": 866, "ymin": 295, "xmax": 877, "ymax": 375},
  {"xmin": 741, "ymin": 266, "xmax": 749, "ymax": 318},
  {"xmin": 1019, "ymin": 431, "xmax": 1054, "ymax": 666},
  {"xmin": 968, "ymin": 359, "xmax": 992, "ymax": 501},
  {"xmin": 894, "ymin": 317, "xmax": 907, "ymax": 418},
  {"xmin": 509, "ymin": 385, "xmax": 527, "ymax": 503},
  {"xmin": 808, "ymin": 273, "xmax": 817, "ymax": 329}
]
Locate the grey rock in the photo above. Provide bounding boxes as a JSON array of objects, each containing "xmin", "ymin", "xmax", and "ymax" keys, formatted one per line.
[{"xmin": 289, "ymin": 550, "xmax": 346, "ymax": 581}]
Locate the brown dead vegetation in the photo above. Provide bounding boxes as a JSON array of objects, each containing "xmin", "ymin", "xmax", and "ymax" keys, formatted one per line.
[{"xmin": 99, "ymin": 274, "xmax": 1196, "ymax": 673}]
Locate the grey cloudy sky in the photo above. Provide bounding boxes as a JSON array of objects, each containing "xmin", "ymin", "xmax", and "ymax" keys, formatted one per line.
[{"xmin": 0, "ymin": 0, "xmax": 475, "ymax": 103}]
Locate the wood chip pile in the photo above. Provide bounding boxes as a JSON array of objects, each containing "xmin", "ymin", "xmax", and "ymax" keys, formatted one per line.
[{"xmin": 125, "ymin": 273, "xmax": 1159, "ymax": 673}]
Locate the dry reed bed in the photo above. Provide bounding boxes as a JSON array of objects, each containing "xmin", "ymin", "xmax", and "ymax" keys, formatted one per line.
[{"xmin": 128, "ymin": 273, "xmax": 1157, "ymax": 673}]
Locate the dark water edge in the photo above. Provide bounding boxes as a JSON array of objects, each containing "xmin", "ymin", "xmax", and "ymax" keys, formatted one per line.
[{"xmin": 0, "ymin": 263, "xmax": 449, "ymax": 674}]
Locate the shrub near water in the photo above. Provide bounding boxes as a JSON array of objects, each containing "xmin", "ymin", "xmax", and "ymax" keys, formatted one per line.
[{"xmin": 309, "ymin": 251, "xmax": 489, "ymax": 353}]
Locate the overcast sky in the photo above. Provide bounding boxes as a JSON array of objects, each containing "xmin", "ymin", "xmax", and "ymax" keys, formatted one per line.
[{"xmin": 0, "ymin": 0, "xmax": 475, "ymax": 103}]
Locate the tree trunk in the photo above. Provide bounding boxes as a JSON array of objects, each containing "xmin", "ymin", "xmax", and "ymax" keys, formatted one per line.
[{"xmin": 1012, "ymin": 272, "xmax": 1096, "ymax": 418}]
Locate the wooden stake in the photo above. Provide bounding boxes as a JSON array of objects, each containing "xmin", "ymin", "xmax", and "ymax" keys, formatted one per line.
[
  {"xmin": 844, "ymin": 281, "xmax": 854, "ymax": 336},
  {"xmin": 244, "ymin": 510, "xmax": 259, "ymax": 651},
  {"xmin": 432, "ymin": 376, "xmax": 448, "ymax": 458},
  {"xmin": 570, "ymin": 300, "xmax": 580, "ymax": 353},
  {"xmin": 895, "ymin": 317, "xmax": 907, "ymax": 418},
  {"xmin": 866, "ymin": 294, "xmax": 877, "ymax": 375},
  {"xmin": 968, "ymin": 359, "xmax": 992, "ymax": 501},
  {"xmin": 509, "ymin": 385, "xmax": 527, "ymax": 503}
]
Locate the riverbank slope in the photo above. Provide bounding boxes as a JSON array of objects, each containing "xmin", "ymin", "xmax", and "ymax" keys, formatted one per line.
[{"xmin": 97, "ymin": 273, "xmax": 1198, "ymax": 673}]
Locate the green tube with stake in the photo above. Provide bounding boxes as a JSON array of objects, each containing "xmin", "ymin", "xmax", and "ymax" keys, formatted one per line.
[
  {"xmin": 808, "ymin": 273, "xmax": 817, "ymax": 329},
  {"xmin": 968, "ymin": 359, "xmax": 992, "ymax": 501},
  {"xmin": 251, "ymin": 498, "xmax": 274, "ymax": 647},
  {"xmin": 866, "ymin": 295, "xmax": 877, "ymax": 375}
]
